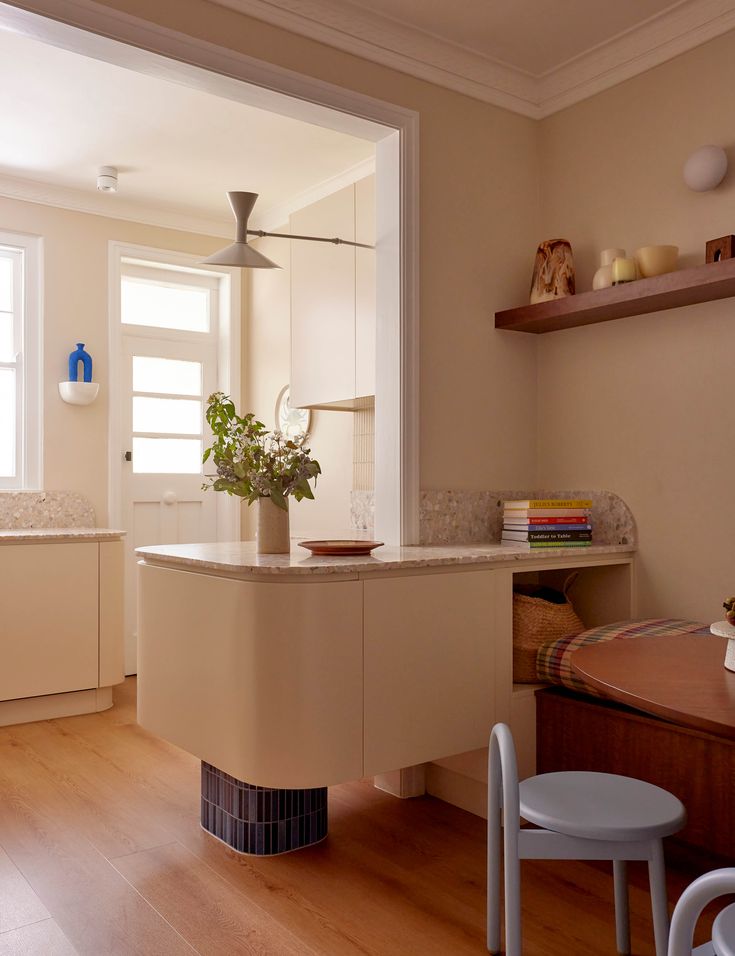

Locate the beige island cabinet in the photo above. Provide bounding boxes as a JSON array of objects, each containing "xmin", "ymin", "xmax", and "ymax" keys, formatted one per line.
[{"xmin": 136, "ymin": 541, "xmax": 634, "ymax": 856}]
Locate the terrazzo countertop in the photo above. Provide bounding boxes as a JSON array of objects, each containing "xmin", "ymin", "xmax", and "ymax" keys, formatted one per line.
[
  {"xmin": 137, "ymin": 540, "xmax": 634, "ymax": 577},
  {"xmin": 0, "ymin": 528, "xmax": 125, "ymax": 543}
]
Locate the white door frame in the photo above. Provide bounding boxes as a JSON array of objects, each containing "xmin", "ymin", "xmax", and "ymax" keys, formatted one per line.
[
  {"xmin": 108, "ymin": 241, "xmax": 242, "ymax": 539},
  {"xmin": 1, "ymin": 0, "xmax": 420, "ymax": 544}
]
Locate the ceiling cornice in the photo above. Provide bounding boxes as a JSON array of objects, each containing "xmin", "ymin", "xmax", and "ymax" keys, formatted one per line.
[
  {"xmin": 0, "ymin": 174, "xmax": 234, "ymax": 238},
  {"xmin": 210, "ymin": 0, "xmax": 735, "ymax": 118},
  {"xmin": 0, "ymin": 160, "xmax": 378, "ymax": 238}
]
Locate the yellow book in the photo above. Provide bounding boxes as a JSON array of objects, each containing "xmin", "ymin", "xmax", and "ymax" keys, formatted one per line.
[{"xmin": 503, "ymin": 498, "xmax": 593, "ymax": 510}]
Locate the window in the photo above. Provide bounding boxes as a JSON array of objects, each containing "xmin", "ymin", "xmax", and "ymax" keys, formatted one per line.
[
  {"xmin": 119, "ymin": 257, "xmax": 221, "ymax": 477},
  {"xmin": 0, "ymin": 232, "xmax": 41, "ymax": 489},
  {"xmin": 121, "ymin": 261, "xmax": 215, "ymax": 333}
]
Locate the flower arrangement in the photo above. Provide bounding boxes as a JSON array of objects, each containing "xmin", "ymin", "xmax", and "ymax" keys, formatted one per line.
[{"xmin": 202, "ymin": 392, "xmax": 320, "ymax": 511}]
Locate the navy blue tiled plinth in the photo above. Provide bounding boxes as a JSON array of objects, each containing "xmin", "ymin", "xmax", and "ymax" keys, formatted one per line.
[{"xmin": 201, "ymin": 762, "xmax": 328, "ymax": 855}]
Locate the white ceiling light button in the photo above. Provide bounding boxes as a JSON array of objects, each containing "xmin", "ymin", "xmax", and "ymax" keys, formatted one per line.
[
  {"xmin": 683, "ymin": 146, "xmax": 728, "ymax": 192},
  {"xmin": 97, "ymin": 165, "xmax": 118, "ymax": 193}
]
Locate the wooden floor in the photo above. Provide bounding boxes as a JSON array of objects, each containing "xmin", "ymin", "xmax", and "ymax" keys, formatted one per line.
[{"xmin": 0, "ymin": 679, "xmax": 721, "ymax": 955}]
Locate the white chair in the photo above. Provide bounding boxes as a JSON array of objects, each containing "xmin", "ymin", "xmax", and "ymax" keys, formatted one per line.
[
  {"xmin": 487, "ymin": 722, "xmax": 687, "ymax": 955},
  {"xmin": 668, "ymin": 868, "xmax": 735, "ymax": 956}
]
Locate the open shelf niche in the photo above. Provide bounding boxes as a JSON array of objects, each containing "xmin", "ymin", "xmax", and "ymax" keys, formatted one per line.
[{"xmin": 495, "ymin": 257, "xmax": 735, "ymax": 334}]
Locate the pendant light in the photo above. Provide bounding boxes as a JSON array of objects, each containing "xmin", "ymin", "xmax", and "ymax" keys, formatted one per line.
[
  {"xmin": 203, "ymin": 190, "xmax": 373, "ymax": 269},
  {"xmin": 202, "ymin": 192, "xmax": 280, "ymax": 269}
]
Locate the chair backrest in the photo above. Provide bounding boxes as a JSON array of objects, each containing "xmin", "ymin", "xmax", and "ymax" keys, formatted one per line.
[
  {"xmin": 488, "ymin": 723, "xmax": 521, "ymax": 835},
  {"xmin": 668, "ymin": 868, "xmax": 735, "ymax": 956}
]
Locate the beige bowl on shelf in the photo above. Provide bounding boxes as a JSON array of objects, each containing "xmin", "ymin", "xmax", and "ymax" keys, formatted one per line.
[{"xmin": 634, "ymin": 244, "xmax": 679, "ymax": 278}]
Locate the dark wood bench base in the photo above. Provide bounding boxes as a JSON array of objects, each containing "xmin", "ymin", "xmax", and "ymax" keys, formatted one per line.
[{"xmin": 536, "ymin": 687, "xmax": 735, "ymax": 861}]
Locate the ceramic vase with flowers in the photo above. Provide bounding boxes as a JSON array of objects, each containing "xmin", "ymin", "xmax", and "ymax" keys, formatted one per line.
[{"xmin": 202, "ymin": 392, "xmax": 321, "ymax": 554}]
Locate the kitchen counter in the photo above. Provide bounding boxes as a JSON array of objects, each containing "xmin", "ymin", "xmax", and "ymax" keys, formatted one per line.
[
  {"xmin": 0, "ymin": 527, "xmax": 125, "ymax": 543},
  {"xmin": 136, "ymin": 540, "xmax": 633, "ymax": 577},
  {"xmin": 137, "ymin": 536, "xmax": 636, "ymax": 856}
]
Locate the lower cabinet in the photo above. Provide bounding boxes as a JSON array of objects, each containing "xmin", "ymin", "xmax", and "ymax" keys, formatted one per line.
[
  {"xmin": 0, "ymin": 541, "xmax": 124, "ymax": 701},
  {"xmin": 0, "ymin": 542, "xmax": 99, "ymax": 700},
  {"xmin": 363, "ymin": 570, "xmax": 497, "ymax": 776}
]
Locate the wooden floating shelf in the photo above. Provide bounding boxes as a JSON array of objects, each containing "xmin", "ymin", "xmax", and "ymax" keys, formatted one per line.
[{"xmin": 495, "ymin": 257, "xmax": 735, "ymax": 333}]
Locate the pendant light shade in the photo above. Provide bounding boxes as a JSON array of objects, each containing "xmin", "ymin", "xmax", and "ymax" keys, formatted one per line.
[{"xmin": 203, "ymin": 192, "xmax": 280, "ymax": 269}]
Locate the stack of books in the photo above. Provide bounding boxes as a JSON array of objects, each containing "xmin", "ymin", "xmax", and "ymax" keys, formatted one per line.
[{"xmin": 501, "ymin": 498, "xmax": 593, "ymax": 549}]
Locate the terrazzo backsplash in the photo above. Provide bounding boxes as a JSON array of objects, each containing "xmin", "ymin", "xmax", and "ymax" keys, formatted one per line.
[
  {"xmin": 0, "ymin": 491, "xmax": 96, "ymax": 529},
  {"xmin": 350, "ymin": 490, "xmax": 375, "ymax": 532},
  {"xmin": 419, "ymin": 490, "xmax": 635, "ymax": 546}
]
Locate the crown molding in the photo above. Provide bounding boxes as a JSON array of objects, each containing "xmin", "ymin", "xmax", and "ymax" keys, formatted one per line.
[
  {"xmin": 540, "ymin": 0, "xmax": 735, "ymax": 116},
  {"xmin": 0, "ymin": 166, "xmax": 379, "ymax": 242},
  {"xmin": 0, "ymin": 173, "xmax": 234, "ymax": 238},
  {"xmin": 210, "ymin": 0, "xmax": 735, "ymax": 118},
  {"xmin": 209, "ymin": 0, "xmax": 541, "ymax": 118},
  {"xmin": 253, "ymin": 156, "xmax": 375, "ymax": 230}
]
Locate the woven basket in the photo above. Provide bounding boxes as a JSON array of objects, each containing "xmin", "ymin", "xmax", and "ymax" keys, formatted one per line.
[{"xmin": 513, "ymin": 574, "xmax": 585, "ymax": 683}]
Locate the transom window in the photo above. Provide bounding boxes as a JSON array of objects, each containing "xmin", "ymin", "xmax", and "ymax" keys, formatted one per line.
[{"xmin": 0, "ymin": 233, "xmax": 41, "ymax": 489}]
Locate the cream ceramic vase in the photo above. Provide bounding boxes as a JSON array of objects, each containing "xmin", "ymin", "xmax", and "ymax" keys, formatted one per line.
[
  {"xmin": 592, "ymin": 248, "xmax": 626, "ymax": 291},
  {"xmin": 256, "ymin": 496, "xmax": 290, "ymax": 554}
]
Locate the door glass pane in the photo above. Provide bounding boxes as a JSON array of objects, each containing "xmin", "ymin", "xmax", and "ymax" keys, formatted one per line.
[
  {"xmin": 0, "ymin": 368, "xmax": 16, "ymax": 477},
  {"xmin": 132, "ymin": 356, "xmax": 201, "ymax": 396},
  {"xmin": 122, "ymin": 277, "xmax": 209, "ymax": 332},
  {"xmin": 0, "ymin": 312, "xmax": 13, "ymax": 362},
  {"xmin": 132, "ymin": 437, "xmax": 202, "ymax": 474},
  {"xmin": 133, "ymin": 396, "xmax": 201, "ymax": 435},
  {"xmin": 0, "ymin": 257, "xmax": 12, "ymax": 313}
]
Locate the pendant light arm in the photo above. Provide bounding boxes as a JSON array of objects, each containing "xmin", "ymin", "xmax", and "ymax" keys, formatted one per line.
[{"xmin": 246, "ymin": 228, "xmax": 374, "ymax": 249}]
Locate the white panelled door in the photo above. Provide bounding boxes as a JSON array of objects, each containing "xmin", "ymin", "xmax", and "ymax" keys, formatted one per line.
[
  {"xmin": 116, "ymin": 255, "xmax": 232, "ymax": 675},
  {"xmin": 121, "ymin": 337, "xmax": 218, "ymax": 673}
]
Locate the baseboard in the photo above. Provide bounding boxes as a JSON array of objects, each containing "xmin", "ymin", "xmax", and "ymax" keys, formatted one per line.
[
  {"xmin": 425, "ymin": 762, "xmax": 487, "ymax": 818},
  {"xmin": 0, "ymin": 686, "xmax": 114, "ymax": 727}
]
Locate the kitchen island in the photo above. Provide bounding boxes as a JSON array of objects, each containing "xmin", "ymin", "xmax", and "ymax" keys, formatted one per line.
[{"xmin": 136, "ymin": 540, "xmax": 635, "ymax": 854}]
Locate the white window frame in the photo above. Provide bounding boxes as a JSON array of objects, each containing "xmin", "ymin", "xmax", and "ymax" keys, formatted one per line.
[
  {"xmin": 108, "ymin": 241, "xmax": 241, "ymax": 539},
  {"xmin": 0, "ymin": 230, "xmax": 42, "ymax": 490}
]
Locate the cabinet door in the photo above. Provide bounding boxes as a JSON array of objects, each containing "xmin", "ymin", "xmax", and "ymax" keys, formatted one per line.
[
  {"xmin": 0, "ymin": 543, "xmax": 99, "ymax": 700},
  {"xmin": 363, "ymin": 570, "xmax": 497, "ymax": 776},
  {"xmin": 355, "ymin": 175, "xmax": 376, "ymax": 399},
  {"xmin": 290, "ymin": 185, "xmax": 356, "ymax": 408}
]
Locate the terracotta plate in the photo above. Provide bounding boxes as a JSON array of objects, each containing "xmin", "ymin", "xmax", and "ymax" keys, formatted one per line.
[{"xmin": 298, "ymin": 539, "xmax": 384, "ymax": 556}]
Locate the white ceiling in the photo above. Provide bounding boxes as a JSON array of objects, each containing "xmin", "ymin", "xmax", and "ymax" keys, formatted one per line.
[
  {"xmin": 0, "ymin": 28, "xmax": 375, "ymax": 233},
  {"xmin": 213, "ymin": 0, "xmax": 735, "ymax": 116}
]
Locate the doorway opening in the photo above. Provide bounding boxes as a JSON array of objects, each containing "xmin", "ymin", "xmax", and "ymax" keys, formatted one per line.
[{"xmin": 0, "ymin": 1, "xmax": 419, "ymax": 670}]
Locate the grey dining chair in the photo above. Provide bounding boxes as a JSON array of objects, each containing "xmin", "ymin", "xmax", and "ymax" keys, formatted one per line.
[
  {"xmin": 668, "ymin": 867, "xmax": 735, "ymax": 955},
  {"xmin": 487, "ymin": 722, "xmax": 687, "ymax": 955}
]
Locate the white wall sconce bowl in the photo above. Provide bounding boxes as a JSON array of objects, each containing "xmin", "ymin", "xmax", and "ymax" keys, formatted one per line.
[
  {"xmin": 59, "ymin": 381, "xmax": 99, "ymax": 405},
  {"xmin": 683, "ymin": 145, "xmax": 728, "ymax": 192}
]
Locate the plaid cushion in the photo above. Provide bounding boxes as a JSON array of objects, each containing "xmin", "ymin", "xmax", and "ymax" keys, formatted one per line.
[{"xmin": 536, "ymin": 618, "xmax": 709, "ymax": 695}]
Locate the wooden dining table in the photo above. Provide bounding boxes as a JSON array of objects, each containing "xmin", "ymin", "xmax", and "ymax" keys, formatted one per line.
[{"xmin": 570, "ymin": 631, "xmax": 735, "ymax": 740}]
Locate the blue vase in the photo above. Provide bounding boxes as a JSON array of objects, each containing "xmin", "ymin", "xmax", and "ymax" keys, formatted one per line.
[{"xmin": 68, "ymin": 343, "xmax": 93, "ymax": 383}]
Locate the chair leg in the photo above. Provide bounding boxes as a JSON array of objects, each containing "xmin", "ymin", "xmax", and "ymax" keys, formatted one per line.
[
  {"xmin": 504, "ymin": 842, "xmax": 522, "ymax": 956},
  {"xmin": 613, "ymin": 860, "xmax": 631, "ymax": 955},
  {"xmin": 487, "ymin": 800, "xmax": 501, "ymax": 953},
  {"xmin": 648, "ymin": 840, "xmax": 670, "ymax": 956}
]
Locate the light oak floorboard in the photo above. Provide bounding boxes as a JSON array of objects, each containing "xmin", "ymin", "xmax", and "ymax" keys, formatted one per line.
[
  {"xmin": 0, "ymin": 845, "xmax": 49, "ymax": 935},
  {"xmin": 0, "ymin": 917, "xmax": 78, "ymax": 955},
  {"xmin": 111, "ymin": 841, "xmax": 318, "ymax": 955},
  {"xmin": 0, "ymin": 679, "xmax": 722, "ymax": 955}
]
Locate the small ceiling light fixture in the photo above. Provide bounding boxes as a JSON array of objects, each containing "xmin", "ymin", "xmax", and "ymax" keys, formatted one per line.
[
  {"xmin": 202, "ymin": 190, "xmax": 373, "ymax": 270},
  {"xmin": 97, "ymin": 165, "xmax": 118, "ymax": 193}
]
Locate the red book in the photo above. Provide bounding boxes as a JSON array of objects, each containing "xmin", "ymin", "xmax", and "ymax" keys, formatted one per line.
[{"xmin": 504, "ymin": 515, "xmax": 590, "ymax": 525}]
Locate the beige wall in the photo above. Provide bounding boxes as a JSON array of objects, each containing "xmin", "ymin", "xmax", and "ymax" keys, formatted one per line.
[
  {"xmin": 537, "ymin": 30, "xmax": 735, "ymax": 622},
  {"xmin": 0, "ymin": 196, "xmax": 226, "ymax": 524},
  {"xmin": 243, "ymin": 229, "xmax": 354, "ymax": 540},
  {"xmin": 66, "ymin": 0, "xmax": 542, "ymax": 494}
]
